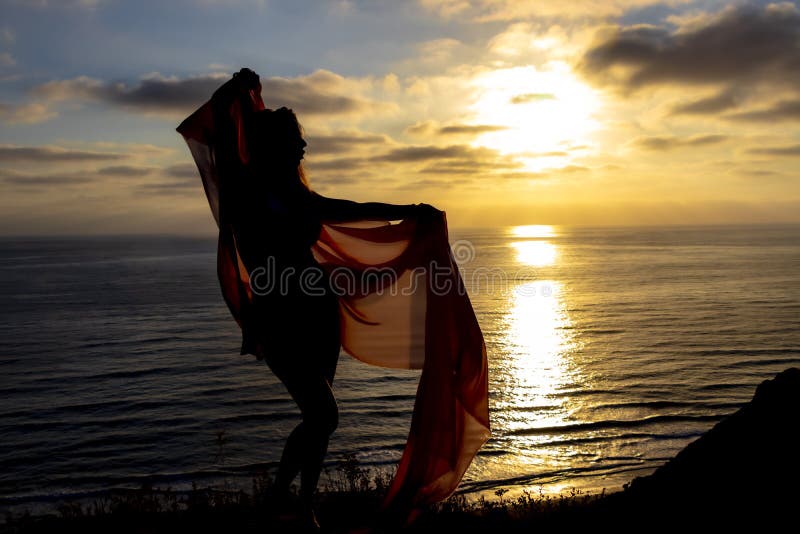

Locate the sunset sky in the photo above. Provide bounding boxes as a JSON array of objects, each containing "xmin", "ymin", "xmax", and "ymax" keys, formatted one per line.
[{"xmin": 1, "ymin": 0, "xmax": 799, "ymax": 234}]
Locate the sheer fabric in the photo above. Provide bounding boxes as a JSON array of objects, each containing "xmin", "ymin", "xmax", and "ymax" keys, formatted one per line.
[{"xmin": 176, "ymin": 76, "xmax": 490, "ymax": 520}]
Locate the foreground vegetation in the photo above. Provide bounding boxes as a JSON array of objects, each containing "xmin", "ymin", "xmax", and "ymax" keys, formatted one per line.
[{"xmin": 1, "ymin": 455, "xmax": 608, "ymax": 533}]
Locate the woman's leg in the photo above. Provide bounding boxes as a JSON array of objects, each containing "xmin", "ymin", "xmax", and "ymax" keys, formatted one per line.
[
  {"xmin": 269, "ymin": 340, "xmax": 340, "ymax": 502},
  {"xmin": 267, "ymin": 291, "xmax": 341, "ymax": 509}
]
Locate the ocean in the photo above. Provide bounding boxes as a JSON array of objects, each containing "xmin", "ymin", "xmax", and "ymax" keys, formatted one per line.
[{"xmin": 1, "ymin": 223, "xmax": 799, "ymax": 515}]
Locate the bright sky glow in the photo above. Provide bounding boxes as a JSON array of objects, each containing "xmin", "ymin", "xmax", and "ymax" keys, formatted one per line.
[{"xmin": 470, "ymin": 64, "xmax": 602, "ymax": 171}]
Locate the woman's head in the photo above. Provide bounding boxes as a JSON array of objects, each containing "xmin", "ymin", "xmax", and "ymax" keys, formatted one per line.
[{"xmin": 247, "ymin": 107, "xmax": 309, "ymax": 187}]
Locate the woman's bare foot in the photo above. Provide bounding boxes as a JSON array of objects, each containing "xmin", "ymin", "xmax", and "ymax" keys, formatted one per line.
[{"xmin": 298, "ymin": 501, "xmax": 321, "ymax": 533}]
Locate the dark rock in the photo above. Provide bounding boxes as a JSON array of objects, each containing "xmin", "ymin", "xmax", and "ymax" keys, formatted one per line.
[{"xmin": 613, "ymin": 367, "xmax": 800, "ymax": 525}]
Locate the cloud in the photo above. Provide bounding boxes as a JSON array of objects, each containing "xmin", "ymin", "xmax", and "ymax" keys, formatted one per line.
[
  {"xmin": 0, "ymin": 168, "xmax": 94, "ymax": 187},
  {"xmin": 307, "ymin": 175, "xmax": 359, "ymax": 186},
  {"xmin": 553, "ymin": 164, "xmax": 590, "ymax": 173},
  {"xmin": 305, "ymin": 132, "xmax": 389, "ymax": 155},
  {"xmin": 629, "ymin": 134, "xmax": 729, "ymax": 151},
  {"xmin": 670, "ymin": 89, "xmax": 742, "ymax": 116},
  {"xmin": 303, "ymin": 140, "xmax": 520, "ymax": 184},
  {"xmin": 418, "ymin": 0, "xmax": 470, "ymax": 19},
  {"xmin": 1, "ymin": 158, "xmax": 212, "ymax": 199},
  {"xmin": 89, "ymin": 142, "xmax": 174, "ymax": 157},
  {"xmin": 96, "ymin": 165, "xmax": 154, "ymax": 177},
  {"xmin": 30, "ymin": 69, "xmax": 389, "ymax": 117},
  {"xmin": 738, "ymin": 169, "xmax": 783, "ymax": 178},
  {"xmin": 578, "ymin": 3, "xmax": 800, "ymax": 91},
  {"xmin": 136, "ymin": 180, "xmax": 199, "ymax": 195},
  {"xmin": 438, "ymin": 124, "xmax": 508, "ymax": 135},
  {"xmin": 164, "ymin": 163, "xmax": 198, "ymax": 178},
  {"xmin": 416, "ymin": 38, "xmax": 463, "ymax": 64},
  {"xmin": 0, "ymin": 144, "xmax": 126, "ymax": 162},
  {"xmin": 746, "ymin": 144, "xmax": 800, "ymax": 157},
  {"xmin": 405, "ymin": 121, "xmax": 508, "ymax": 137},
  {"xmin": 0, "ymin": 102, "xmax": 58, "ymax": 124},
  {"xmin": 394, "ymin": 177, "xmax": 471, "ymax": 190},
  {"xmin": 405, "ymin": 121, "xmax": 435, "ymax": 136},
  {"xmin": 420, "ymin": 157, "xmax": 522, "ymax": 175},
  {"xmin": 6, "ymin": 0, "xmax": 105, "ymax": 8},
  {"xmin": 304, "ymin": 157, "xmax": 367, "ymax": 173},
  {"xmin": 371, "ymin": 144, "xmax": 500, "ymax": 163},
  {"xmin": 725, "ymin": 99, "xmax": 800, "ymax": 122},
  {"xmin": 510, "ymin": 93, "xmax": 556, "ymax": 104},
  {"xmin": 419, "ymin": 0, "xmax": 691, "ymax": 20},
  {"xmin": 262, "ymin": 71, "xmax": 388, "ymax": 116},
  {"xmin": 31, "ymin": 73, "xmax": 224, "ymax": 113},
  {"xmin": 135, "ymin": 163, "xmax": 207, "ymax": 195}
]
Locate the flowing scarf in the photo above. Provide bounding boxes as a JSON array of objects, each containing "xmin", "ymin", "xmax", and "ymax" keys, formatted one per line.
[{"xmin": 176, "ymin": 76, "xmax": 490, "ymax": 522}]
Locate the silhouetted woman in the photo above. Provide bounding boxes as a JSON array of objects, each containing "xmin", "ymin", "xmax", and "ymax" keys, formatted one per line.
[{"xmin": 223, "ymin": 69, "xmax": 437, "ymax": 529}]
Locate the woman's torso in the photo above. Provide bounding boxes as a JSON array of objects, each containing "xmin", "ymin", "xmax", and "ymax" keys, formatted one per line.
[{"xmin": 229, "ymin": 180, "xmax": 332, "ymax": 300}]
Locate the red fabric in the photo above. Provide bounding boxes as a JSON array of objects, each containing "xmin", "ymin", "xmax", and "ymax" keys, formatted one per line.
[{"xmin": 176, "ymin": 76, "xmax": 490, "ymax": 521}]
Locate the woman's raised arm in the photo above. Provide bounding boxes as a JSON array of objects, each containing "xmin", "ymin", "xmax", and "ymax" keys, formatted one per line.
[{"xmin": 310, "ymin": 191, "xmax": 438, "ymax": 223}]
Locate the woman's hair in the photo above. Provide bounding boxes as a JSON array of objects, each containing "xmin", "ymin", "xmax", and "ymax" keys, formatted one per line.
[{"xmin": 246, "ymin": 107, "xmax": 310, "ymax": 190}]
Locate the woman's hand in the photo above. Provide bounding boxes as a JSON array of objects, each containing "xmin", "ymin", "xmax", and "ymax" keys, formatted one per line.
[
  {"xmin": 413, "ymin": 203, "xmax": 442, "ymax": 217},
  {"xmin": 232, "ymin": 68, "xmax": 260, "ymax": 91},
  {"xmin": 212, "ymin": 68, "xmax": 261, "ymax": 105}
]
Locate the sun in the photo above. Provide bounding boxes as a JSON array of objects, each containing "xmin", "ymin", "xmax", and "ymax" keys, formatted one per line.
[{"xmin": 469, "ymin": 63, "xmax": 601, "ymax": 171}]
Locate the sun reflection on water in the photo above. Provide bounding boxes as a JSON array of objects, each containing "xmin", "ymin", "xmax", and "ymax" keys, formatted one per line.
[
  {"xmin": 498, "ymin": 280, "xmax": 574, "ymax": 428},
  {"xmin": 490, "ymin": 225, "xmax": 581, "ymax": 471},
  {"xmin": 511, "ymin": 241, "xmax": 557, "ymax": 267},
  {"xmin": 510, "ymin": 225, "xmax": 557, "ymax": 239}
]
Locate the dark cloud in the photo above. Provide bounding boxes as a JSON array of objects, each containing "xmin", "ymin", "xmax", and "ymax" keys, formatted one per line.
[
  {"xmin": 96, "ymin": 165, "xmax": 154, "ymax": 177},
  {"xmin": 371, "ymin": 144, "xmax": 499, "ymax": 163},
  {"xmin": 32, "ymin": 70, "xmax": 383, "ymax": 117},
  {"xmin": 739, "ymin": 169, "xmax": 782, "ymax": 177},
  {"xmin": 420, "ymin": 158, "xmax": 522, "ymax": 175},
  {"xmin": 438, "ymin": 124, "xmax": 508, "ymax": 135},
  {"xmin": 394, "ymin": 178, "xmax": 470, "ymax": 190},
  {"xmin": 134, "ymin": 163, "xmax": 204, "ymax": 194},
  {"xmin": 0, "ymin": 168, "xmax": 93, "ymax": 186},
  {"xmin": 725, "ymin": 99, "xmax": 800, "ymax": 122},
  {"xmin": 746, "ymin": 144, "xmax": 800, "ymax": 157},
  {"xmin": 305, "ymin": 142, "xmax": 521, "ymax": 181},
  {"xmin": 31, "ymin": 74, "xmax": 222, "ymax": 112},
  {"xmin": 164, "ymin": 163, "xmax": 198, "ymax": 179},
  {"xmin": 136, "ymin": 180, "xmax": 198, "ymax": 195},
  {"xmin": 262, "ymin": 76, "xmax": 378, "ymax": 116},
  {"xmin": 630, "ymin": 134, "xmax": 729, "ymax": 151},
  {"xmin": 671, "ymin": 90, "xmax": 742, "ymax": 116},
  {"xmin": 406, "ymin": 121, "xmax": 508, "ymax": 136},
  {"xmin": 305, "ymin": 132, "xmax": 388, "ymax": 155},
  {"xmin": 0, "ymin": 145, "xmax": 126, "ymax": 162},
  {"xmin": 510, "ymin": 93, "xmax": 556, "ymax": 104},
  {"xmin": 578, "ymin": 4, "xmax": 800, "ymax": 91},
  {"xmin": 304, "ymin": 157, "xmax": 367, "ymax": 173},
  {"xmin": 307, "ymin": 175, "xmax": 359, "ymax": 186}
]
